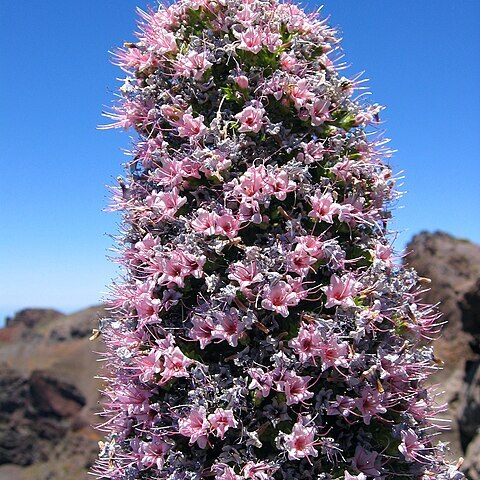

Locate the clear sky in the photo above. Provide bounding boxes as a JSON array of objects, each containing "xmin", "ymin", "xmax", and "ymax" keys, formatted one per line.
[{"xmin": 1, "ymin": 0, "xmax": 479, "ymax": 322}]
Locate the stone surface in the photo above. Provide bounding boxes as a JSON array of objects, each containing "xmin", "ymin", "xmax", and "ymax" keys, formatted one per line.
[
  {"xmin": 0, "ymin": 305, "xmax": 106, "ymax": 480},
  {"xmin": 463, "ymin": 433, "xmax": 480, "ymax": 480}
]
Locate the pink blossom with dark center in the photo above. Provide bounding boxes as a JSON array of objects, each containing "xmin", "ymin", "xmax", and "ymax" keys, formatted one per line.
[
  {"xmin": 213, "ymin": 308, "xmax": 247, "ymax": 347},
  {"xmin": 261, "ymin": 280, "xmax": 302, "ymax": 318},
  {"xmin": 189, "ymin": 313, "xmax": 216, "ymax": 349},
  {"xmin": 278, "ymin": 371, "xmax": 314, "ymax": 406},
  {"xmin": 174, "ymin": 50, "xmax": 212, "ymax": 80},
  {"xmin": 235, "ymin": 105, "xmax": 265, "ymax": 133},
  {"xmin": 281, "ymin": 416, "xmax": 318, "ymax": 461},
  {"xmin": 308, "ymin": 190, "xmax": 340, "ymax": 223},
  {"xmin": 248, "ymin": 367, "xmax": 273, "ymax": 398},
  {"xmin": 398, "ymin": 428, "xmax": 426, "ymax": 462},
  {"xmin": 317, "ymin": 336, "xmax": 350, "ymax": 370},
  {"xmin": 227, "ymin": 261, "xmax": 264, "ymax": 293},
  {"xmin": 309, "ymin": 98, "xmax": 331, "ymax": 126},
  {"xmin": 176, "ymin": 112, "xmax": 207, "ymax": 138},
  {"xmin": 288, "ymin": 322, "xmax": 322, "ymax": 363},
  {"xmin": 215, "ymin": 211, "xmax": 241, "ymax": 238},
  {"xmin": 137, "ymin": 435, "xmax": 172, "ymax": 470},
  {"xmin": 160, "ymin": 346, "xmax": 193, "ymax": 383},
  {"xmin": 323, "ymin": 273, "xmax": 361, "ymax": 309},
  {"xmin": 354, "ymin": 388, "xmax": 387, "ymax": 425},
  {"xmin": 208, "ymin": 408, "xmax": 238, "ymax": 439},
  {"xmin": 235, "ymin": 26, "xmax": 263, "ymax": 54},
  {"xmin": 288, "ymin": 79, "xmax": 315, "ymax": 109},
  {"xmin": 178, "ymin": 406, "xmax": 210, "ymax": 448}
]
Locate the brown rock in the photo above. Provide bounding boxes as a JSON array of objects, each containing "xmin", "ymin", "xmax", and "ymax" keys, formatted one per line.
[
  {"xmin": 6, "ymin": 309, "xmax": 64, "ymax": 329},
  {"xmin": 0, "ymin": 305, "xmax": 106, "ymax": 479},
  {"xmin": 460, "ymin": 278, "xmax": 480, "ymax": 347},
  {"xmin": 463, "ymin": 433, "xmax": 480, "ymax": 480},
  {"xmin": 29, "ymin": 370, "xmax": 86, "ymax": 419}
]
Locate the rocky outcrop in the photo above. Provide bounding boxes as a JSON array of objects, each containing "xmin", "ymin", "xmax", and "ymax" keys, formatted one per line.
[
  {"xmin": 5, "ymin": 308, "xmax": 64, "ymax": 329},
  {"xmin": 0, "ymin": 305, "xmax": 106, "ymax": 480},
  {"xmin": 406, "ymin": 231, "xmax": 480, "ymax": 479}
]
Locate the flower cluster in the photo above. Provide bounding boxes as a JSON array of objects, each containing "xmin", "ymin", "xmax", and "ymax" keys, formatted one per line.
[{"xmin": 94, "ymin": 1, "xmax": 463, "ymax": 479}]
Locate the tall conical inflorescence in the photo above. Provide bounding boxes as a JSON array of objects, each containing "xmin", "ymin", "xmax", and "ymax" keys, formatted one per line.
[{"xmin": 94, "ymin": 1, "xmax": 464, "ymax": 479}]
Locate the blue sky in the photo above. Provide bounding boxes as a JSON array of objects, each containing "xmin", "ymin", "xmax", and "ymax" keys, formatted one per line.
[{"xmin": 1, "ymin": 0, "xmax": 479, "ymax": 322}]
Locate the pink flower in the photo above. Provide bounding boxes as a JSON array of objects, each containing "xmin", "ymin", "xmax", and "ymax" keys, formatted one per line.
[
  {"xmin": 138, "ymin": 435, "xmax": 171, "ymax": 470},
  {"xmin": 151, "ymin": 29, "xmax": 178, "ymax": 54},
  {"xmin": 174, "ymin": 50, "xmax": 212, "ymax": 80},
  {"xmin": 309, "ymin": 98, "xmax": 331, "ymax": 126},
  {"xmin": 299, "ymin": 140, "xmax": 325, "ymax": 164},
  {"xmin": 308, "ymin": 191, "xmax": 340, "ymax": 223},
  {"xmin": 191, "ymin": 209, "xmax": 217, "ymax": 235},
  {"xmin": 235, "ymin": 105, "xmax": 265, "ymax": 133},
  {"xmin": 176, "ymin": 112, "xmax": 207, "ymax": 138},
  {"xmin": 160, "ymin": 346, "xmax": 193, "ymax": 383},
  {"xmin": 322, "ymin": 274, "xmax": 361, "ymax": 309},
  {"xmin": 114, "ymin": 47, "xmax": 157, "ymax": 72},
  {"xmin": 261, "ymin": 280, "xmax": 302, "ymax": 318},
  {"xmin": 243, "ymin": 461, "xmax": 276, "ymax": 479},
  {"xmin": 266, "ymin": 169, "xmax": 296, "ymax": 200},
  {"xmin": 235, "ymin": 74, "xmax": 249, "ymax": 90},
  {"xmin": 280, "ymin": 52, "xmax": 298, "ymax": 72},
  {"xmin": 228, "ymin": 261, "xmax": 264, "ymax": 293},
  {"xmin": 296, "ymin": 235, "xmax": 324, "ymax": 259},
  {"xmin": 233, "ymin": 165, "xmax": 267, "ymax": 200},
  {"xmin": 374, "ymin": 242, "xmax": 393, "ymax": 267},
  {"xmin": 190, "ymin": 313, "xmax": 216, "ymax": 349},
  {"xmin": 213, "ymin": 308, "xmax": 247, "ymax": 347},
  {"xmin": 137, "ymin": 347, "xmax": 163, "ymax": 383},
  {"xmin": 337, "ymin": 197, "xmax": 364, "ymax": 226},
  {"xmin": 288, "ymin": 322, "xmax": 322, "ymax": 363},
  {"xmin": 263, "ymin": 74, "xmax": 285, "ymax": 100},
  {"xmin": 248, "ymin": 367, "xmax": 273, "ymax": 398},
  {"xmin": 156, "ymin": 250, "xmax": 205, "ymax": 288},
  {"xmin": 146, "ymin": 188, "xmax": 187, "ymax": 219},
  {"xmin": 152, "ymin": 159, "xmax": 183, "ymax": 187},
  {"xmin": 398, "ymin": 428, "xmax": 425, "ymax": 462},
  {"xmin": 354, "ymin": 388, "xmax": 387, "ymax": 425},
  {"xmin": 317, "ymin": 336, "xmax": 350, "ymax": 370},
  {"xmin": 208, "ymin": 408, "xmax": 238, "ymax": 439},
  {"xmin": 235, "ymin": 26, "xmax": 263, "ymax": 54},
  {"xmin": 279, "ymin": 371, "xmax": 314, "ymax": 406},
  {"xmin": 178, "ymin": 406, "xmax": 210, "ymax": 448},
  {"xmin": 115, "ymin": 383, "xmax": 152, "ymax": 420},
  {"xmin": 215, "ymin": 211, "xmax": 240, "ymax": 238},
  {"xmin": 281, "ymin": 416, "xmax": 318, "ymax": 461},
  {"xmin": 352, "ymin": 446, "xmax": 382, "ymax": 478},
  {"xmin": 286, "ymin": 248, "xmax": 316, "ymax": 276},
  {"xmin": 288, "ymin": 79, "xmax": 314, "ymax": 109},
  {"xmin": 262, "ymin": 28, "xmax": 282, "ymax": 53},
  {"xmin": 133, "ymin": 280, "xmax": 162, "ymax": 322}
]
